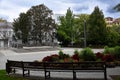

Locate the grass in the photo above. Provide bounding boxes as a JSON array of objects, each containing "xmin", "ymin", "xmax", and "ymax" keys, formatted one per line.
[
  {"xmin": 111, "ymin": 75, "xmax": 120, "ymax": 80},
  {"xmin": 0, "ymin": 70, "xmax": 28, "ymax": 80}
]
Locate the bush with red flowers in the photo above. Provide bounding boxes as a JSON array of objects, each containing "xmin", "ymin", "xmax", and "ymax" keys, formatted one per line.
[
  {"xmin": 41, "ymin": 47, "xmax": 120, "ymax": 67},
  {"xmin": 51, "ymin": 54, "xmax": 59, "ymax": 62},
  {"xmin": 71, "ymin": 53, "xmax": 79, "ymax": 61},
  {"xmin": 102, "ymin": 54, "xmax": 114, "ymax": 62},
  {"xmin": 95, "ymin": 52, "xmax": 104, "ymax": 59},
  {"xmin": 42, "ymin": 56, "xmax": 52, "ymax": 62}
]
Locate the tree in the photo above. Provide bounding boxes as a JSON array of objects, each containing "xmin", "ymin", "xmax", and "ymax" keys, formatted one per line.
[
  {"xmin": 13, "ymin": 13, "xmax": 31, "ymax": 44},
  {"xmin": 57, "ymin": 8, "xmax": 74, "ymax": 46},
  {"xmin": 106, "ymin": 27, "xmax": 120, "ymax": 46},
  {"xmin": 27, "ymin": 4, "xmax": 56, "ymax": 45},
  {"xmin": 87, "ymin": 6, "xmax": 107, "ymax": 46},
  {"xmin": 13, "ymin": 4, "xmax": 56, "ymax": 46},
  {"xmin": 114, "ymin": 3, "xmax": 120, "ymax": 11},
  {"xmin": 73, "ymin": 14, "xmax": 89, "ymax": 47}
]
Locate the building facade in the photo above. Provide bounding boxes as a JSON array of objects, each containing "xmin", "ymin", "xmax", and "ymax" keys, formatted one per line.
[
  {"xmin": 105, "ymin": 17, "xmax": 120, "ymax": 26},
  {"xmin": 0, "ymin": 22, "xmax": 13, "ymax": 48}
]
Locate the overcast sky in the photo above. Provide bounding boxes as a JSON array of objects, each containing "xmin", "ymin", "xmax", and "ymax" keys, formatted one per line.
[{"xmin": 0, "ymin": 0, "xmax": 120, "ymax": 22}]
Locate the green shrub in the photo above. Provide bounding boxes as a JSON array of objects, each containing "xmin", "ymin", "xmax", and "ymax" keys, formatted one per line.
[
  {"xmin": 103, "ymin": 46, "xmax": 120, "ymax": 61},
  {"xmin": 74, "ymin": 49, "xmax": 79, "ymax": 54},
  {"xmin": 58, "ymin": 50, "xmax": 64, "ymax": 59},
  {"xmin": 79, "ymin": 47, "xmax": 96, "ymax": 61},
  {"xmin": 103, "ymin": 46, "xmax": 115, "ymax": 54},
  {"xmin": 58, "ymin": 50, "xmax": 70, "ymax": 59},
  {"xmin": 114, "ymin": 46, "xmax": 120, "ymax": 61}
]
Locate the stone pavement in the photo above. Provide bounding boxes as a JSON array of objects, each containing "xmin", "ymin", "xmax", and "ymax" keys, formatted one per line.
[
  {"xmin": 0, "ymin": 46, "xmax": 120, "ymax": 80},
  {"xmin": 9, "ymin": 66, "xmax": 120, "ymax": 80}
]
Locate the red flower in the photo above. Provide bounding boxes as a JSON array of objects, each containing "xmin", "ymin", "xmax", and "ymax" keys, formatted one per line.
[
  {"xmin": 96, "ymin": 52, "xmax": 104, "ymax": 59},
  {"xmin": 42, "ymin": 56, "xmax": 52, "ymax": 62},
  {"xmin": 102, "ymin": 54, "xmax": 114, "ymax": 62},
  {"xmin": 71, "ymin": 53, "xmax": 79, "ymax": 61}
]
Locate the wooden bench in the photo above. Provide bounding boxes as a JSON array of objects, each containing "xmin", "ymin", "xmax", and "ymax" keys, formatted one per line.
[
  {"xmin": 44, "ymin": 62, "xmax": 107, "ymax": 80},
  {"xmin": 6, "ymin": 60, "xmax": 107, "ymax": 80},
  {"xmin": 6, "ymin": 60, "xmax": 44, "ymax": 77}
]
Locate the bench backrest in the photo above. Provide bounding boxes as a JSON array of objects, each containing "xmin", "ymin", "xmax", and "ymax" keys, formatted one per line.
[
  {"xmin": 7, "ymin": 60, "xmax": 23, "ymax": 68},
  {"xmin": 22, "ymin": 61, "xmax": 44, "ymax": 69},
  {"xmin": 44, "ymin": 61, "xmax": 106, "ymax": 70},
  {"xmin": 6, "ymin": 60, "xmax": 106, "ymax": 71},
  {"xmin": 44, "ymin": 62, "xmax": 74, "ymax": 70}
]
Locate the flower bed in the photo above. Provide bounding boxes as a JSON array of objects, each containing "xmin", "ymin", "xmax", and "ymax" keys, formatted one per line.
[{"xmin": 41, "ymin": 47, "xmax": 120, "ymax": 68}]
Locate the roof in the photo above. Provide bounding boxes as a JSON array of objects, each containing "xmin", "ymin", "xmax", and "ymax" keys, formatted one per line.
[{"xmin": 105, "ymin": 17, "xmax": 113, "ymax": 19}]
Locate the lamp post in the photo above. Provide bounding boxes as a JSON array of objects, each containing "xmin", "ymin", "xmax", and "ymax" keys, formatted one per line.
[
  {"xmin": 17, "ymin": 30, "xmax": 22, "ymax": 39},
  {"xmin": 52, "ymin": 29, "xmax": 56, "ymax": 48},
  {"xmin": 84, "ymin": 19, "xmax": 87, "ymax": 48},
  {"xmin": 17, "ymin": 30, "xmax": 22, "ymax": 48}
]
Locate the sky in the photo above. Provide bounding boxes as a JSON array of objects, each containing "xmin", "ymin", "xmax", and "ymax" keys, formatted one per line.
[{"xmin": 0, "ymin": 0, "xmax": 120, "ymax": 22}]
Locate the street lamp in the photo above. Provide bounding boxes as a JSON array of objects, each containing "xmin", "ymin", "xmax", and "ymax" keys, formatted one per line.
[
  {"xmin": 52, "ymin": 29, "xmax": 56, "ymax": 47},
  {"xmin": 17, "ymin": 30, "xmax": 22, "ymax": 39},
  {"xmin": 84, "ymin": 19, "xmax": 87, "ymax": 48},
  {"xmin": 17, "ymin": 30, "xmax": 22, "ymax": 48}
]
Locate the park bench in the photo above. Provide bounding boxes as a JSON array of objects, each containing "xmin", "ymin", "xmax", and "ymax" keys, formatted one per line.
[
  {"xmin": 6, "ymin": 60, "xmax": 107, "ymax": 80},
  {"xmin": 44, "ymin": 62, "xmax": 107, "ymax": 80},
  {"xmin": 6, "ymin": 60, "xmax": 44, "ymax": 77}
]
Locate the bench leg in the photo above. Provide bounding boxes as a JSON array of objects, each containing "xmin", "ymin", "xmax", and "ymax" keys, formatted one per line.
[
  {"xmin": 73, "ymin": 71, "xmax": 76, "ymax": 80},
  {"xmin": 28, "ymin": 70, "xmax": 30, "ymax": 76},
  {"xmin": 13, "ymin": 68, "xmax": 16, "ymax": 73},
  {"xmin": 23, "ymin": 69, "xmax": 25, "ymax": 77},
  {"xmin": 22, "ymin": 70, "xmax": 30, "ymax": 77},
  {"xmin": 45, "ymin": 71, "xmax": 50, "ymax": 79},
  {"xmin": 104, "ymin": 69, "xmax": 107, "ymax": 80}
]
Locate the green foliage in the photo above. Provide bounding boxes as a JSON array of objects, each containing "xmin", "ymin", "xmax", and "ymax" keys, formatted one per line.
[
  {"xmin": 79, "ymin": 47, "xmax": 96, "ymax": 61},
  {"xmin": 106, "ymin": 27, "xmax": 120, "ymax": 46},
  {"xmin": 57, "ymin": 30, "xmax": 71, "ymax": 46},
  {"xmin": 87, "ymin": 6, "xmax": 107, "ymax": 46},
  {"xmin": 27, "ymin": 4, "xmax": 56, "ymax": 44},
  {"xmin": 13, "ymin": 4, "xmax": 56, "ymax": 45},
  {"xmin": 58, "ymin": 50, "xmax": 64, "ymax": 59},
  {"xmin": 74, "ymin": 49, "xmax": 79, "ymax": 54},
  {"xmin": 13, "ymin": 12, "xmax": 31, "ymax": 43},
  {"xmin": 114, "ymin": 3, "xmax": 120, "ymax": 11},
  {"xmin": 103, "ymin": 46, "xmax": 115, "ymax": 54},
  {"xmin": 114, "ymin": 46, "xmax": 120, "ymax": 60},
  {"xmin": 73, "ymin": 14, "xmax": 89, "ymax": 47},
  {"xmin": 58, "ymin": 50, "xmax": 70, "ymax": 59},
  {"xmin": 57, "ymin": 8, "xmax": 74, "ymax": 46},
  {"xmin": 104, "ymin": 46, "xmax": 120, "ymax": 61}
]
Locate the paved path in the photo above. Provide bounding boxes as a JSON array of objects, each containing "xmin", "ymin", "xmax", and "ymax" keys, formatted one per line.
[{"xmin": 0, "ymin": 47, "xmax": 120, "ymax": 80}]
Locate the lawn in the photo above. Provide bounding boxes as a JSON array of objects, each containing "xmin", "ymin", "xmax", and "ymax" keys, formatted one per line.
[
  {"xmin": 111, "ymin": 75, "xmax": 120, "ymax": 80},
  {"xmin": 0, "ymin": 70, "xmax": 28, "ymax": 80}
]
